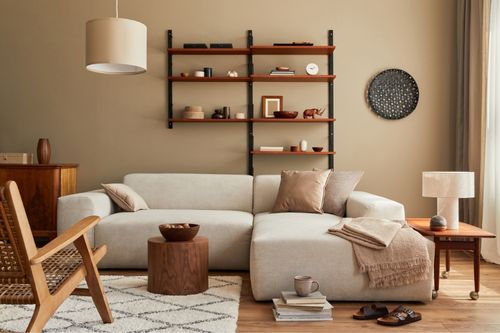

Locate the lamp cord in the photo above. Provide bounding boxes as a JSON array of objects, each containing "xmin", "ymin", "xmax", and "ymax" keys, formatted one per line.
[{"xmin": 115, "ymin": 0, "xmax": 119, "ymax": 18}]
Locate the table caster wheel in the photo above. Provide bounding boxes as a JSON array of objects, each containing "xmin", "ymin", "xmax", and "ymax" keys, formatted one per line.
[
  {"xmin": 432, "ymin": 290, "xmax": 438, "ymax": 299},
  {"xmin": 470, "ymin": 291, "xmax": 479, "ymax": 300},
  {"xmin": 441, "ymin": 271, "xmax": 449, "ymax": 279}
]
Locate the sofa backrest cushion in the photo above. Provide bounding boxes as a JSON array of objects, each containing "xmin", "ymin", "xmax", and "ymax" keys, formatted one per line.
[
  {"xmin": 253, "ymin": 175, "xmax": 281, "ymax": 213},
  {"xmin": 123, "ymin": 173, "xmax": 254, "ymax": 212}
]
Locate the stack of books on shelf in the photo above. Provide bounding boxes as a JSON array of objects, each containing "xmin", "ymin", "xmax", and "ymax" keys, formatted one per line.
[
  {"xmin": 272, "ymin": 291, "xmax": 333, "ymax": 322},
  {"xmin": 259, "ymin": 146, "xmax": 284, "ymax": 152}
]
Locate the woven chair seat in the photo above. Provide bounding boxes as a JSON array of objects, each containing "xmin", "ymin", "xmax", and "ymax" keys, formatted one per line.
[{"xmin": 0, "ymin": 248, "xmax": 83, "ymax": 304}]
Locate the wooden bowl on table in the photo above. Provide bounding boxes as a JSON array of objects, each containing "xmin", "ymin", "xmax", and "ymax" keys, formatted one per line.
[
  {"xmin": 273, "ymin": 111, "xmax": 298, "ymax": 119},
  {"xmin": 159, "ymin": 223, "xmax": 200, "ymax": 242}
]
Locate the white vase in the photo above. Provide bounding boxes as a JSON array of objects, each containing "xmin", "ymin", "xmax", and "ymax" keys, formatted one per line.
[{"xmin": 299, "ymin": 140, "xmax": 308, "ymax": 152}]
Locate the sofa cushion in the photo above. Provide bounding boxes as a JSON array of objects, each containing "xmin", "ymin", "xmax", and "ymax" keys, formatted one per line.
[
  {"xmin": 124, "ymin": 174, "xmax": 253, "ymax": 212},
  {"xmin": 101, "ymin": 183, "xmax": 149, "ymax": 212},
  {"xmin": 253, "ymin": 175, "xmax": 281, "ymax": 214},
  {"xmin": 323, "ymin": 171, "xmax": 364, "ymax": 217},
  {"xmin": 272, "ymin": 170, "xmax": 331, "ymax": 213},
  {"xmin": 95, "ymin": 209, "xmax": 253, "ymax": 270}
]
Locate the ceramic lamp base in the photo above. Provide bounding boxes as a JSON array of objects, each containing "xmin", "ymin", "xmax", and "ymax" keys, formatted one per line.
[{"xmin": 437, "ymin": 197, "xmax": 459, "ymax": 230}]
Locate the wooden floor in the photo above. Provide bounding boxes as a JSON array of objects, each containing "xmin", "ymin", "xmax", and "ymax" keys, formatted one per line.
[{"xmin": 103, "ymin": 251, "xmax": 500, "ymax": 332}]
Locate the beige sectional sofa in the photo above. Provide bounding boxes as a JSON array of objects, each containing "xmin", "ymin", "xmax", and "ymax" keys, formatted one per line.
[{"xmin": 58, "ymin": 173, "xmax": 434, "ymax": 302}]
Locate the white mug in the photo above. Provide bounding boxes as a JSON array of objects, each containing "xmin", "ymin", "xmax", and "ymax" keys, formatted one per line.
[{"xmin": 194, "ymin": 70, "xmax": 205, "ymax": 77}]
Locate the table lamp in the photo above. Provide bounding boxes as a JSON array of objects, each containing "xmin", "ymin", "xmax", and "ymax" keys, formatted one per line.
[{"xmin": 422, "ymin": 171, "xmax": 474, "ymax": 230}]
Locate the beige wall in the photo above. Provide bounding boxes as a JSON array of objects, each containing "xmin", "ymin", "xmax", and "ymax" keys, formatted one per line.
[{"xmin": 0, "ymin": 0, "xmax": 456, "ymax": 217}]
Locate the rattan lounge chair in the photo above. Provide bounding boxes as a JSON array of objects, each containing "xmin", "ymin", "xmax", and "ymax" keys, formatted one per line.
[{"xmin": 0, "ymin": 180, "xmax": 113, "ymax": 332}]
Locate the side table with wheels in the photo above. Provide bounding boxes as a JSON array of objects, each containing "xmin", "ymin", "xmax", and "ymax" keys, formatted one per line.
[{"xmin": 407, "ymin": 218, "xmax": 495, "ymax": 300}]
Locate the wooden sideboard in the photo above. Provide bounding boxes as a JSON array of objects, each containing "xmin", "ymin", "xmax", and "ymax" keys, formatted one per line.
[{"xmin": 0, "ymin": 164, "xmax": 78, "ymax": 240}]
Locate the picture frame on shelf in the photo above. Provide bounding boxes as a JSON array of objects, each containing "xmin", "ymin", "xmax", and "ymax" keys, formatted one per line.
[{"xmin": 262, "ymin": 96, "xmax": 283, "ymax": 118}]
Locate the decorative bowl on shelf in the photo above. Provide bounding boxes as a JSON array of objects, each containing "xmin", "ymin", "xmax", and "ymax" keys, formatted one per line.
[
  {"xmin": 159, "ymin": 223, "xmax": 200, "ymax": 242},
  {"xmin": 312, "ymin": 147, "xmax": 324, "ymax": 152},
  {"xmin": 273, "ymin": 111, "xmax": 298, "ymax": 119}
]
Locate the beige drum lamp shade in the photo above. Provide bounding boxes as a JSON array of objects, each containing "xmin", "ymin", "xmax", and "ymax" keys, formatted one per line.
[
  {"xmin": 86, "ymin": 17, "xmax": 147, "ymax": 74},
  {"xmin": 422, "ymin": 171, "xmax": 474, "ymax": 230}
]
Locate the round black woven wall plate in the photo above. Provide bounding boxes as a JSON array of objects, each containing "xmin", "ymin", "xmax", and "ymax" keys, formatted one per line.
[{"xmin": 367, "ymin": 68, "xmax": 419, "ymax": 120}]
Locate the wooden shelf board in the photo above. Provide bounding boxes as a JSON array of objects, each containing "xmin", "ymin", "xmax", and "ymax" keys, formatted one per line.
[
  {"xmin": 251, "ymin": 118, "xmax": 336, "ymax": 123},
  {"xmin": 251, "ymin": 45, "xmax": 336, "ymax": 55},
  {"xmin": 251, "ymin": 74, "xmax": 336, "ymax": 82},
  {"xmin": 252, "ymin": 151, "xmax": 336, "ymax": 155},
  {"xmin": 169, "ymin": 118, "xmax": 249, "ymax": 123},
  {"xmin": 168, "ymin": 48, "xmax": 250, "ymax": 55},
  {"xmin": 169, "ymin": 76, "xmax": 250, "ymax": 82}
]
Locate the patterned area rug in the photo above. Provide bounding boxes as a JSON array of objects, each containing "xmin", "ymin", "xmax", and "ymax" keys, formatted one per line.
[{"xmin": 0, "ymin": 275, "xmax": 242, "ymax": 333}]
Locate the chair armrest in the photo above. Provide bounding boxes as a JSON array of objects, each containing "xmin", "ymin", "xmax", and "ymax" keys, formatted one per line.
[
  {"xmin": 31, "ymin": 216, "xmax": 100, "ymax": 265},
  {"xmin": 346, "ymin": 191, "xmax": 405, "ymax": 220},
  {"xmin": 57, "ymin": 190, "xmax": 116, "ymax": 247}
]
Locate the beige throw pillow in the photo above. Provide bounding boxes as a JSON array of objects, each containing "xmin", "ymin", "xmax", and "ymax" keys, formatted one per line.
[
  {"xmin": 322, "ymin": 170, "xmax": 364, "ymax": 217},
  {"xmin": 101, "ymin": 183, "xmax": 149, "ymax": 212},
  {"xmin": 272, "ymin": 170, "xmax": 331, "ymax": 213}
]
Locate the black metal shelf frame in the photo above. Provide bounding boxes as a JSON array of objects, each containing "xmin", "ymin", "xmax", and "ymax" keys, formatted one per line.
[{"xmin": 166, "ymin": 29, "xmax": 334, "ymax": 174}]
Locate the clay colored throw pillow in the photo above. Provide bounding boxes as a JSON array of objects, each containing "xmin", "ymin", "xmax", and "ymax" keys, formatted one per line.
[
  {"xmin": 272, "ymin": 170, "xmax": 331, "ymax": 213},
  {"xmin": 323, "ymin": 170, "xmax": 364, "ymax": 217},
  {"xmin": 101, "ymin": 183, "xmax": 149, "ymax": 212}
]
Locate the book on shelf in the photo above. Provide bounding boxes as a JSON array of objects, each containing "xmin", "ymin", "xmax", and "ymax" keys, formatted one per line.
[
  {"xmin": 281, "ymin": 291, "xmax": 327, "ymax": 304},
  {"xmin": 269, "ymin": 70, "xmax": 296, "ymax": 76},
  {"xmin": 259, "ymin": 146, "xmax": 284, "ymax": 152}
]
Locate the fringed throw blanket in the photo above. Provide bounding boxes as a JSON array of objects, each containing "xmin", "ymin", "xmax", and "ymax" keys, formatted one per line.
[{"xmin": 328, "ymin": 217, "xmax": 431, "ymax": 288}]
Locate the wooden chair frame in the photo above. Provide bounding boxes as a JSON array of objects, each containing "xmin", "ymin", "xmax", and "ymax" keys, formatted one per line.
[{"xmin": 0, "ymin": 181, "xmax": 113, "ymax": 332}]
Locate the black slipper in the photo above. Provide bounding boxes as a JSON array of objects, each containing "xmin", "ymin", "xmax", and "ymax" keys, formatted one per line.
[
  {"xmin": 377, "ymin": 305, "xmax": 422, "ymax": 326},
  {"xmin": 353, "ymin": 303, "xmax": 389, "ymax": 320}
]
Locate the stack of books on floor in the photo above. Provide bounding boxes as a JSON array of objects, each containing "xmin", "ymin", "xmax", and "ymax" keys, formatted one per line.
[
  {"xmin": 259, "ymin": 146, "xmax": 284, "ymax": 152},
  {"xmin": 272, "ymin": 291, "xmax": 333, "ymax": 321},
  {"xmin": 269, "ymin": 69, "xmax": 295, "ymax": 76}
]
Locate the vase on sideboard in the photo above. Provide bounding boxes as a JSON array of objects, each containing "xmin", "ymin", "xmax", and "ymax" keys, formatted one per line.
[{"xmin": 37, "ymin": 138, "xmax": 51, "ymax": 164}]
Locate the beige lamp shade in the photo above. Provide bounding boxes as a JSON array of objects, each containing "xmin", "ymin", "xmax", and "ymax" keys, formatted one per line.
[
  {"xmin": 422, "ymin": 171, "xmax": 474, "ymax": 198},
  {"xmin": 86, "ymin": 17, "xmax": 147, "ymax": 74},
  {"xmin": 422, "ymin": 171, "xmax": 474, "ymax": 230}
]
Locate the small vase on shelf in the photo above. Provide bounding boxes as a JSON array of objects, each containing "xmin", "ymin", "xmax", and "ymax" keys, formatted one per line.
[{"xmin": 37, "ymin": 138, "xmax": 51, "ymax": 164}]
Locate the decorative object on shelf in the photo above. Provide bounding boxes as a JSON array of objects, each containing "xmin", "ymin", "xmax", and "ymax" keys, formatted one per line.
[
  {"xmin": 306, "ymin": 63, "xmax": 319, "ymax": 75},
  {"xmin": 227, "ymin": 70, "xmax": 239, "ymax": 77},
  {"xmin": 262, "ymin": 96, "xmax": 283, "ymax": 118},
  {"xmin": 210, "ymin": 43, "xmax": 233, "ymax": 48},
  {"xmin": 203, "ymin": 67, "xmax": 213, "ymax": 77},
  {"xmin": 235, "ymin": 112, "xmax": 246, "ymax": 119},
  {"xmin": 86, "ymin": 0, "xmax": 147, "ymax": 74},
  {"xmin": 183, "ymin": 43, "xmax": 208, "ymax": 48},
  {"xmin": 211, "ymin": 109, "xmax": 225, "ymax": 119},
  {"xmin": 312, "ymin": 147, "xmax": 324, "ymax": 152},
  {"xmin": 299, "ymin": 140, "xmax": 308, "ymax": 152},
  {"xmin": 158, "ymin": 223, "xmax": 200, "ymax": 241},
  {"xmin": 367, "ymin": 68, "xmax": 419, "ymax": 120},
  {"xmin": 290, "ymin": 146, "xmax": 299, "ymax": 152},
  {"xmin": 183, "ymin": 106, "xmax": 204, "ymax": 119},
  {"xmin": 194, "ymin": 70, "xmax": 205, "ymax": 77},
  {"xmin": 180, "ymin": 72, "xmax": 189, "ymax": 77},
  {"xmin": 273, "ymin": 42, "xmax": 314, "ymax": 46},
  {"xmin": 270, "ymin": 66, "xmax": 295, "ymax": 76},
  {"xmin": 430, "ymin": 215, "xmax": 447, "ymax": 231},
  {"xmin": 303, "ymin": 108, "xmax": 326, "ymax": 119},
  {"xmin": 422, "ymin": 171, "xmax": 474, "ymax": 230},
  {"xmin": 273, "ymin": 111, "xmax": 298, "ymax": 119},
  {"xmin": 223, "ymin": 106, "xmax": 231, "ymax": 119},
  {"xmin": 0, "ymin": 153, "xmax": 33, "ymax": 164},
  {"xmin": 37, "ymin": 138, "xmax": 51, "ymax": 164}
]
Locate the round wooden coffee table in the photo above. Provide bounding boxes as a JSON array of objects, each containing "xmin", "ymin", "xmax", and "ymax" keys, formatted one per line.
[{"xmin": 147, "ymin": 236, "xmax": 208, "ymax": 295}]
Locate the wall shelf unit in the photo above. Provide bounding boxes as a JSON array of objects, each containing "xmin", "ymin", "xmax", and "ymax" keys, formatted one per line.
[{"xmin": 166, "ymin": 30, "xmax": 335, "ymax": 175}]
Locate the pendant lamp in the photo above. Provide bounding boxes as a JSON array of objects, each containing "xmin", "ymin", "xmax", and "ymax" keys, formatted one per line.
[{"xmin": 86, "ymin": 0, "xmax": 147, "ymax": 74}]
